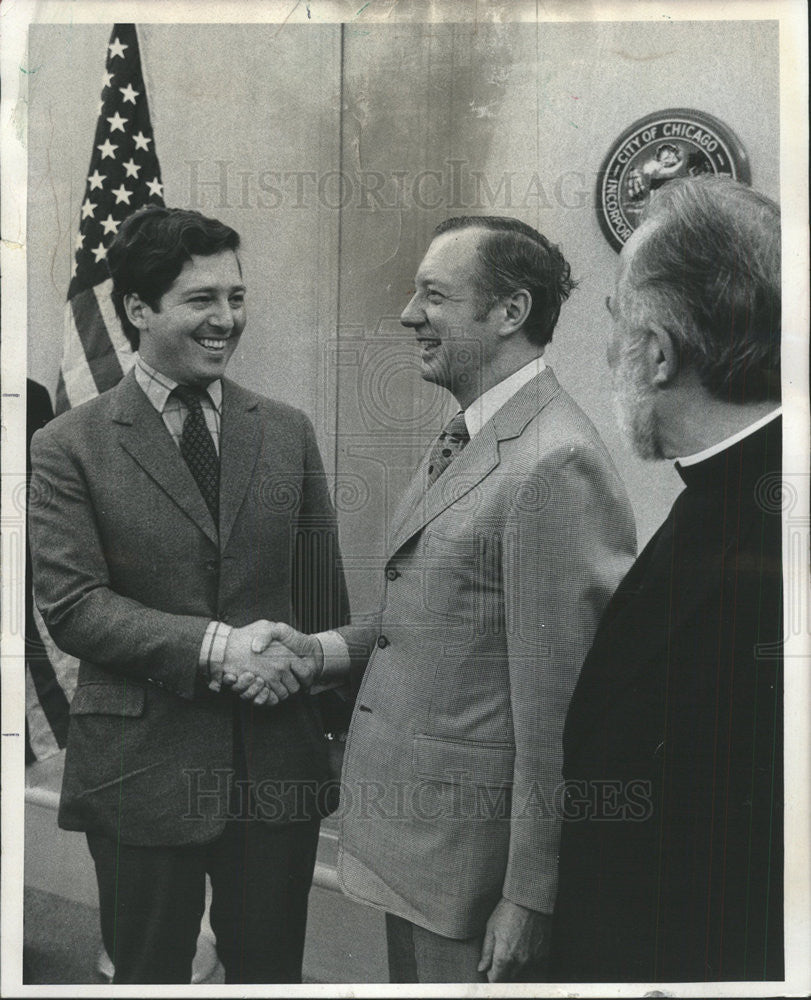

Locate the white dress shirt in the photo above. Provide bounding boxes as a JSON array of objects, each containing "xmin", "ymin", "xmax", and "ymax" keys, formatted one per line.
[{"xmin": 463, "ymin": 356, "xmax": 546, "ymax": 438}]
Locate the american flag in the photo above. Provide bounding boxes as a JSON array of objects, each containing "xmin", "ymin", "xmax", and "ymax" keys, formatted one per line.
[
  {"xmin": 27, "ymin": 24, "xmax": 164, "ymax": 763},
  {"xmin": 55, "ymin": 23, "xmax": 164, "ymax": 414}
]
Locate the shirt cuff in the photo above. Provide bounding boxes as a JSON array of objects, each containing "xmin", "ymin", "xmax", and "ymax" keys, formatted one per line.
[
  {"xmin": 200, "ymin": 620, "xmax": 232, "ymax": 690},
  {"xmin": 313, "ymin": 630, "xmax": 351, "ymax": 684}
]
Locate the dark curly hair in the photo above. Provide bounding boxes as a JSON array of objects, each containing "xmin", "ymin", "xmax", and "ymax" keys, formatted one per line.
[{"xmin": 106, "ymin": 206, "xmax": 241, "ymax": 349}]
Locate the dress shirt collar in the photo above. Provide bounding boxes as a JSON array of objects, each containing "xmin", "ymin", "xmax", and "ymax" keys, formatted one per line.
[
  {"xmin": 134, "ymin": 354, "xmax": 223, "ymax": 413},
  {"xmin": 463, "ymin": 356, "xmax": 546, "ymax": 438},
  {"xmin": 675, "ymin": 406, "xmax": 782, "ymax": 468}
]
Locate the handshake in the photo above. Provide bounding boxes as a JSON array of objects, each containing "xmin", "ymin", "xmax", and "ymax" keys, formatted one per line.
[{"xmin": 210, "ymin": 621, "xmax": 322, "ymax": 707}]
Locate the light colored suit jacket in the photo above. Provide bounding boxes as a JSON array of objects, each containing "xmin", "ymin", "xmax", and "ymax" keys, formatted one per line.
[
  {"xmin": 29, "ymin": 369, "xmax": 348, "ymax": 845},
  {"xmin": 337, "ymin": 367, "xmax": 636, "ymax": 937}
]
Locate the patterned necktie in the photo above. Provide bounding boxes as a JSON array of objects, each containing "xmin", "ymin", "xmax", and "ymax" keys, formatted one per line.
[
  {"xmin": 426, "ymin": 411, "xmax": 470, "ymax": 487},
  {"xmin": 172, "ymin": 384, "xmax": 219, "ymax": 523}
]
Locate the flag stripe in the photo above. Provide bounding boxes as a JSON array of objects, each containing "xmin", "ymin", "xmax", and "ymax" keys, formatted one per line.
[
  {"xmin": 54, "ymin": 371, "xmax": 70, "ymax": 416},
  {"xmin": 94, "ymin": 278, "xmax": 136, "ymax": 374},
  {"xmin": 59, "ymin": 302, "xmax": 104, "ymax": 411},
  {"xmin": 70, "ymin": 285, "xmax": 125, "ymax": 394}
]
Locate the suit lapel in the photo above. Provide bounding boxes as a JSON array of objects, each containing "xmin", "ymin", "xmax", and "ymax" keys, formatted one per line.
[
  {"xmin": 387, "ymin": 368, "xmax": 561, "ymax": 555},
  {"xmin": 386, "ymin": 438, "xmax": 437, "ymax": 547},
  {"xmin": 113, "ymin": 370, "xmax": 219, "ymax": 544},
  {"xmin": 218, "ymin": 380, "xmax": 262, "ymax": 552},
  {"xmin": 388, "ymin": 426, "xmax": 499, "ymax": 554}
]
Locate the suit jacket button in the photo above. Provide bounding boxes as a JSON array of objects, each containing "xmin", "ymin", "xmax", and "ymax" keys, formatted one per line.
[
  {"xmin": 376, "ymin": 635, "xmax": 389, "ymax": 649},
  {"xmin": 205, "ymin": 560, "xmax": 218, "ymax": 573},
  {"xmin": 386, "ymin": 568, "xmax": 400, "ymax": 581}
]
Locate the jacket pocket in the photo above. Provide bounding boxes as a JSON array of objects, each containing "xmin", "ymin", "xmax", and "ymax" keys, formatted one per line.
[
  {"xmin": 412, "ymin": 734, "xmax": 514, "ymax": 788},
  {"xmin": 421, "ymin": 530, "xmax": 481, "ymax": 619},
  {"xmin": 69, "ymin": 681, "xmax": 146, "ymax": 717}
]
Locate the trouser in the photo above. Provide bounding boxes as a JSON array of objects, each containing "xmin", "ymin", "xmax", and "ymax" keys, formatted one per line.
[
  {"xmin": 86, "ymin": 704, "xmax": 324, "ymax": 984},
  {"xmin": 87, "ymin": 814, "xmax": 320, "ymax": 985},
  {"xmin": 385, "ymin": 913, "xmax": 487, "ymax": 983}
]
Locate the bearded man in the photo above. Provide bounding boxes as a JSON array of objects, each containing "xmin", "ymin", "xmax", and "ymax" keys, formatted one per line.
[{"xmin": 549, "ymin": 176, "xmax": 783, "ymax": 983}]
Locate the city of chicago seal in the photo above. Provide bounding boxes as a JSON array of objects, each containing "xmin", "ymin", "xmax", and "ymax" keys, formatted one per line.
[{"xmin": 596, "ymin": 108, "xmax": 751, "ymax": 251}]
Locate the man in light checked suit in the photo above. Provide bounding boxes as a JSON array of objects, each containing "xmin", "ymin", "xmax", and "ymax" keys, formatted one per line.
[{"xmin": 250, "ymin": 216, "xmax": 636, "ymax": 982}]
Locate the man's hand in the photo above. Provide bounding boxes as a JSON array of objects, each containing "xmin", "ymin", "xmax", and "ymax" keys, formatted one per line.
[
  {"xmin": 211, "ymin": 620, "xmax": 270, "ymax": 685},
  {"xmin": 217, "ymin": 621, "xmax": 324, "ymax": 706},
  {"xmin": 249, "ymin": 621, "xmax": 324, "ymax": 689},
  {"xmin": 477, "ymin": 898, "xmax": 552, "ymax": 982},
  {"xmin": 216, "ymin": 621, "xmax": 302, "ymax": 706}
]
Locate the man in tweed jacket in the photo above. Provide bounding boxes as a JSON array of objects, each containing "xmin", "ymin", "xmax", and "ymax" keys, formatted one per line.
[
  {"xmin": 258, "ymin": 217, "xmax": 636, "ymax": 981},
  {"xmin": 29, "ymin": 208, "xmax": 348, "ymax": 983}
]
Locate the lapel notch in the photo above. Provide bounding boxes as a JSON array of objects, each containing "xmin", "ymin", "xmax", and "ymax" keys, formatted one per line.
[
  {"xmin": 387, "ymin": 369, "xmax": 561, "ymax": 554},
  {"xmin": 114, "ymin": 370, "xmax": 219, "ymax": 544}
]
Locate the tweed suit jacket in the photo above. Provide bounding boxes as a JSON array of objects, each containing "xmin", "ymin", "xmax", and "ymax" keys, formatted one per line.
[
  {"xmin": 337, "ymin": 367, "xmax": 637, "ymax": 938},
  {"xmin": 29, "ymin": 368, "xmax": 348, "ymax": 846},
  {"xmin": 550, "ymin": 418, "xmax": 783, "ymax": 982}
]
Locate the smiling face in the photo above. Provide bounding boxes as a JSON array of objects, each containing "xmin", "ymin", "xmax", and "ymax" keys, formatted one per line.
[
  {"xmin": 399, "ymin": 228, "xmax": 502, "ymax": 406},
  {"xmin": 129, "ymin": 250, "xmax": 246, "ymax": 386}
]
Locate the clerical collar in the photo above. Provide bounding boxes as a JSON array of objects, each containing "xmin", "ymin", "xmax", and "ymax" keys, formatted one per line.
[
  {"xmin": 674, "ymin": 411, "xmax": 781, "ymax": 488},
  {"xmin": 675, "ymin": 407, "xmax": 782, "ymax": 467}
]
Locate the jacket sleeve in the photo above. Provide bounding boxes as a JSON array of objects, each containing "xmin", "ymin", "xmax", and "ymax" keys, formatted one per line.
[
  {"xmin": 501, "ymin": 442, "xmax": 636, "ymax": 913},
  {"xmin": 28, "ymin": 425, "xmax": 210, "ymax": 700}
]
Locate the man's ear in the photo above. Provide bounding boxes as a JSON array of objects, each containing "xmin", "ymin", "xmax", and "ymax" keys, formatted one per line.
[
  {"xmin": 123, "ymin": 292, "xmax": 150, "ymax": 331},
  {"xmin": 647, "ymin": 324, "xmax": 678, "ymax": 387},
  {"xmin": 499, "ymin": 288, "xmax": 532, "ymax": 337}
]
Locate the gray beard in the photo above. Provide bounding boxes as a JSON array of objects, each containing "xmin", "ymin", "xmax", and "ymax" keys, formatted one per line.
[{"xmin": 611, "ymin": 352, "xmax": 663, "ymax": 461}]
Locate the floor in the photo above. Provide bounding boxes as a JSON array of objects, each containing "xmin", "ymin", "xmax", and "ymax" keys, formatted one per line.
[{"xmin": 23, "ymin": 887, "xmax": 109, "ymax": 985}]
